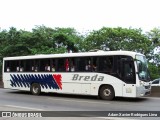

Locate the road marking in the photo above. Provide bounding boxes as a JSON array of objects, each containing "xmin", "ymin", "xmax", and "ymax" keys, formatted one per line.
[
  {"xmin": 48, "ymin": 98, "xmax": 110, "ymax": 105},
  {"xmin": 4, "ymin": 105, "xmax": 43, "ymax": 111}
]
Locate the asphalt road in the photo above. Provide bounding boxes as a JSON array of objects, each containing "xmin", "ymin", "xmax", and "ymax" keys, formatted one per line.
[{"xmin": 0, "ymin": 88, "xmax": 160, "ymax": 120}]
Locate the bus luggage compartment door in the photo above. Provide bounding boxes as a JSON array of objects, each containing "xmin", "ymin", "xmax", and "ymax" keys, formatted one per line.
[
  {"xmin": 123, "ymin": 84, "xmax": 136, "ymax": 97},
  {"xmin": 81, "ymin": 83, "xmax": 91, "ymax": 94}
]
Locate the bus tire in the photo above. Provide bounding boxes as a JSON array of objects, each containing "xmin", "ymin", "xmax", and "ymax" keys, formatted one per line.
[
  {"xmin": 99, "ymin": 85, "xmax": 115, "ymax": 100},
  {"xmin": 30, "ymin": 83, "xmax": 41, "ymax": 95}
]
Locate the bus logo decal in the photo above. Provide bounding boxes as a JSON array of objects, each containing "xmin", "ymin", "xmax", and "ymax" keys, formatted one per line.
[
  {"xmin": 10, "ymin": 74, "xmax": 62, "ymax": 90},
  {"xmin": 53, "ymin": 74, "xmax": 62, "ymax": 89},
  {"xmin": 72, "ymin": 74, "xmax": 104, "ymax": 81}
]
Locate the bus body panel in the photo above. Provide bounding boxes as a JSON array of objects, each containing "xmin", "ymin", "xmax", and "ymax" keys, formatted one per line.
[
  {"xmin": 2, "ymin": 51, "xmax": 151, "ymax": 99},
  {"xmin": 3, "ymin": 72, "xmax": 124, "ymax": 96},
  {"xmin": 3, "ymin": 72, "xmax": 150, "ymax": 97}
]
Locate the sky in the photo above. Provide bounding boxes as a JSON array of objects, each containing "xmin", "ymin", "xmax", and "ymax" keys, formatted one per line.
[{"xmin": 0, "ymin": 0, "xmax": 160, "ymax": 33}]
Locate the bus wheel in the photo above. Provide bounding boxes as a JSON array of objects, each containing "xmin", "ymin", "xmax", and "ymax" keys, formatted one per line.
[
  {"xmin": 30, "ymin": 83, "xmax": 41, "ymax": 95},
  {"xmin": 99, "ymin": 85, "xmax": 115, "ymax": 100}
]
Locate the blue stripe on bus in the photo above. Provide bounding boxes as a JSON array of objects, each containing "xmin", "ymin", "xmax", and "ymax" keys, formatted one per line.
[{"xmin": 10, "ymin": 74, "xmax": 61, "ymax": 90}]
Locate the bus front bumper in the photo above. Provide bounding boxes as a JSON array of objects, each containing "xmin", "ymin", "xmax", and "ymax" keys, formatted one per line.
[{"xmin": 137, "ymin": 86, "xmax": 151, "ymax": 97}]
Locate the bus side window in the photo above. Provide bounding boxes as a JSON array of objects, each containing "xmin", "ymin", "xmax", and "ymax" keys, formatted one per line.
[
  {"xmin": 106, "ymin": 57, "xmax": 113, "ymax": 72},
  {"xmin": 71, "ymin": 64, "xmax": 75, "ymax": 72},
  {"xmin": 5, "ymin": 61, "xmax": 10, "ymax": 72},
  {"xmin": 45, "ymin": 64, "xmax": 50, "ymax": 72},
  {"xmin": 30, "ymin": 60, "xmax": 35, "ymax": 72},
  {"xmin": 99, "ymin": 56, "xmax": 113, "ymax": 73},
  {"xmin": 24, "ymin": 60, "xmax": 33, "ymax": 72},
  {"xmin": 57, "ymin": 58, "xmax": 65, "ymax": 72},
  {"xmin": 31, "ymin": 66, "xmax": 34, "ymax": 71},
  {"xmin": 12, "ymin": 61, "xmax": 19, "ymax": 72},
  {"xmin": 19, "ymin": 60, "xmax": 25, "ymax": 72},
  {"xmin": 70, "ymin": 58, "xmax": 76, "ymax": 72},
  {"xmin": 77, "ymin": 58, "xmax": 86, "ymax": 71},
  {"xmin": 7, "ymin": 67, "xmax": 10, "ymax": 72},
  {"xmin": 117, "ymin": 56, "xmax": 122, "ymax": 78},
  {"xmin": 124, "ymin": 63, "xmax": 133, "ymax": 77},
  {"xmin": 92, "ymin": 57, "xmax": 97, "ymax": 72},
  {"xmin": 51, "ymin": 59, "xmax": 56, "ymax": 72},
  {"xmin": 35, "ymin": 66, "xmax": 39, "ymax": 72},
  {"xmin": 65, "ymin": 59, "xmax": 69, "ymax": 72},
  {"xmin": 38, "ymin": 59, "xmax": 50, "ymax": 72},
  {"xmin": 16, "ymin": 66, "xmax": 20, "ymax": 72},
  {"xmin": 34, "ymin": 60, "xmax": 39, "ymax": 72},
  {"xmin": 85, "ymin": 58, "xmax": 91, "ymax": 71},
  {"xmin": 20, "ymin": 67, "xmax": 24, "ymax": 72},
  {"xmin": 99, "ymin": 57, "xmax": 105, "ymax": 71},
  {"xmin": 51, "ymin": 65, "xmax": 55, "ymax": 72}
]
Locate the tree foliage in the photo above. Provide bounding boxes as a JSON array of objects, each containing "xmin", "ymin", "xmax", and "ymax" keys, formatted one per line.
[
  {"xmin": 0, "ymin": 26, "xmax": 159, "ymax": 79},
  {"xmin": 84, "ymin": 27, "xmax": 151, "ymax": 54},
  {"xmin": 147, "ymin": 28, "xmax": 160, "ymax": 65}
]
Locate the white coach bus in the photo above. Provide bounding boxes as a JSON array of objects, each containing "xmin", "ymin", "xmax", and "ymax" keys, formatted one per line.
[{"xmin": 3, "ymin": 50, "xmax": 151, "ymax": 100}]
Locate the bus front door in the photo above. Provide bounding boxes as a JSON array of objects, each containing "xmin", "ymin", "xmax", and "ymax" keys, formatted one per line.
[{"xmin": 122, "ymin": 61, "xmax": 136, "ymax": 97}]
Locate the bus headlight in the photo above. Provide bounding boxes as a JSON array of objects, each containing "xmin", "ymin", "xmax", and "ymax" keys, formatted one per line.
[{"xmin": 140, "ymin": 81, "xmax": 145, "ymax": 86}]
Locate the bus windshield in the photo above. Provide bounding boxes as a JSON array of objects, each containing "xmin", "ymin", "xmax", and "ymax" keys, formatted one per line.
[{"xmin": 136, "ymin": 55, "xmax": 150, "ymax": 82}]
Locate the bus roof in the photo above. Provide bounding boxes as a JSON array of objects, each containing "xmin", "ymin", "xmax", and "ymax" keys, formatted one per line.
[{"xmin": 3, "ymin": 50, "xmax": 144, "ymax": 60}]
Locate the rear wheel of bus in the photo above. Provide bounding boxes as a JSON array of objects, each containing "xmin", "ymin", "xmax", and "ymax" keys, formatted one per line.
[
  {"xmin": 99, "ymin": 85, "xmax": 115, "ymax": 100},
  {"xmin": 30, "ymin": 83, "xmax": 41, "ymax": 95}
]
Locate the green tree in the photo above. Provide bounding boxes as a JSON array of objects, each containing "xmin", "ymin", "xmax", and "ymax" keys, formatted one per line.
[
  {"xmin": 1, "ymin": 26, "xmax": 159, "ymax": 79},
  {"xmin": 0, "ymin": 26, "xmax": 83, "ymax": 74},
  {"xmin": 84, "ymin": 27, "xmax": 151, "ymax": 55},
  {"xmin": 0, "ymin": 29, "xmax": 8, "ymax": 73},
  {"xmin": 30, "ymin": 26, "xmax": 83, "ymax": 54},
  {"xmin": 53, "ymin": 27, "xmax": 82, "ymax": 53},
  {"xmin": 146, "ymin": 28, "xmax": 160, "ymax": 79},
  {"xmin": 148, "ymin": 63, "xmax": 160, "ymax": 80},
  {"xmin": 0, "ymin": 27, "xmax": 32, "ymax": 57},
  {"xmin": 147, "ymin": 28, "xmax": 160, "ymax": 65},
  {"xmin": 30, "ymin": 26, "xmax": 55, "ymax": 54}
]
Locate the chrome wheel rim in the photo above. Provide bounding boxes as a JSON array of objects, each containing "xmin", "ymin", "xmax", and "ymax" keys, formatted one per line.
[
  {"xmin": 103, "ymin": 89, "xmax": 111, "ymax": 96},
  {"xmin": 33, "ymin": 86, "xmax": 38, "ymax": 93}
]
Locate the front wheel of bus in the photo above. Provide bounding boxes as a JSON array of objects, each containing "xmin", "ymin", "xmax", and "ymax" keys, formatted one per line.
[
  {"xmin": 30, "ymin": 83, "xmax": 41, "ymax": 95},
  {"xmin": 99, "ymin": 85, "xmax": 115, "ymax": 100}
]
